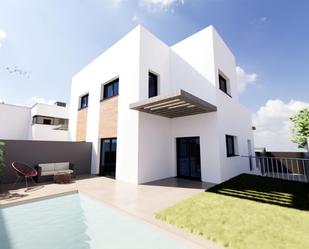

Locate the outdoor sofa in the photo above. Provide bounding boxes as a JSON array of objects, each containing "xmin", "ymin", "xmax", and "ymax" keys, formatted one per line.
[{"xmin": 34, "ymin": 162, "xmax": 74, "ymax": 183}]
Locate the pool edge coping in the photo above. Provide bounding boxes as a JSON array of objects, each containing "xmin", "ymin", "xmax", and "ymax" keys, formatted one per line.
[{"xmin": 0, "ymin": 190, "xmax": 78, "ymax": 208}]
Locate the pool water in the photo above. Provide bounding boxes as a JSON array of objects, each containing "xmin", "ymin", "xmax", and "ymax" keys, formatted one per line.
[{"xmin": 0, "ymin": 193, "xmax": 190, "ymax": 249}]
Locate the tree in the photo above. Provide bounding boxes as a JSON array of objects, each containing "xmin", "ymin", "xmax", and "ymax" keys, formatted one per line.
[{"xmin": 290, "ymin": 108, "xmax": 309, "ymax": 149}]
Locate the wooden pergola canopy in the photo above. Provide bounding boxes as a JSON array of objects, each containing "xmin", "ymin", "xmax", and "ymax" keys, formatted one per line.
[{"xmin": 129, "ymin": 90, "xmax": 217, "ymax": 118}]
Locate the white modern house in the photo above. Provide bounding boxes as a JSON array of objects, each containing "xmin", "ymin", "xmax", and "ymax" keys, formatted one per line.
[
  {"xmin": 69, "ymin": 25, "xmax": 254, "ymax": 184},
  {"xmin": 0, "ymin": 102, "xmax": 70, "ymax": 141}
]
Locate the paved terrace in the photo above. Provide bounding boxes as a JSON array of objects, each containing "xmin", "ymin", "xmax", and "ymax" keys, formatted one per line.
[{"xmin": 0, "ymin": 176, "xmax": 221, "ymax": 249}]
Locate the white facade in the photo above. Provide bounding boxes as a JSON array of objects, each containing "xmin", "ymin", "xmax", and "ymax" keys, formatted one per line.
[
  {"xmin": 0, "ymin": 102, "xmax": 70, "ymax": 141},
  {"xmin": 70, "ymin": 25, "xmax": 254, "ymax": 184},
  {"xmin": 0, "ymin": 104, "xmax": 31, "ymax": 140}
]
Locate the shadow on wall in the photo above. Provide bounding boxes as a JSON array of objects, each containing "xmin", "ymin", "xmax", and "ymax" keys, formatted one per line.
[{"xmin": 207, "ymin": 174, "xmax": 309, "ymax": 211}]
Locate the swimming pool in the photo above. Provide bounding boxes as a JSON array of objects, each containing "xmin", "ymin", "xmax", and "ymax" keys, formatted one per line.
[{"xmin": 0, "ymin": 193, "xmax": 190, "ymax": 249}]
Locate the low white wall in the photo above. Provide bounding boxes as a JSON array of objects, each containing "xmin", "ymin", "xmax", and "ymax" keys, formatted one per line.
[{"xmin": 31, "ymin": 124, "xmax": 69, "ymax": 141}]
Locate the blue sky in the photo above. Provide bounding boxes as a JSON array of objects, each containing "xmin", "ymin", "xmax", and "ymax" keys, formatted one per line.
[{"xmin": 0, "ymin": 0, "xmax": 308, "ymax": 150}]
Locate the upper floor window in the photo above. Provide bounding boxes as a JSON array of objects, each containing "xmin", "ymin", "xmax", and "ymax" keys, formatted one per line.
[
  {"xmin": 80, "ymin": 94, "xmax": 89, "ymax": 109},
  {"xmin": 32, "ymin": 115, "xmax": 69, "ymax": 129},
  {"xmin": 148, "ymin": 72, "xmax": 158, "ymax": 98},
  {"xmin": 43, "ymin": 119, "xmax": 52, "ymax": 125},
  {"xmin": 219, "ymin": 73, "xmax": 231, "ymax": 97},
  {"xmin": 226, "ymin": 135, "xmax": 238, "ymax": 157},
  {"xmin": 103, "ymin": 78, "xmax": 119, "ymax": 100}
]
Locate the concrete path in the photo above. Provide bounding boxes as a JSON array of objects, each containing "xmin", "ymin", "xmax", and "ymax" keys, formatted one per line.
[{"xmin": 0, "ymin": 176, "xmax": 223, "ymax": 249}]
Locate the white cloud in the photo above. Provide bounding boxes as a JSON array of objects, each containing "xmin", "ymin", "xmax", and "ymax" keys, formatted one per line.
[
  {"xmin": 132, "ymin": 15, "xmax": 139, "ymax": 22},
  {"xmin": 0, "ymin": 29, "xmax": 7, "ymax": 47},
  {"xmin": 140, "ymin": 0, "xmax": 184, "ymax": 11},
  {"xmin": 236, "ymin": 66, "xmax": 258, "ymax": 93},
  {"xmin": 253, "ymin": 99, "xmax": 309, "ymax": 152},
  {"xmin": 28, "ymin": 96, "xmax": 56, "ymax": 106},
  {"xmin": 111, "ymin": 0, "xmax": 184, "ymax": 12},
  {"xmin": 111, "ymin": 0, "xmax": 126, "ymax": 7},
  {"xmin": 260, "ymin": 17, "xmax": 267, "ymax": 23},
  {"xmin": 250, "ymin": 16, "xmax": 268, "ymax": 25}
]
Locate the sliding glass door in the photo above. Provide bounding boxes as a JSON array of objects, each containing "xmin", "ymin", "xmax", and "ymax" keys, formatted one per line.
[
  {"xmin": 100, "ymin": 138, "xmax": 117, "ymax": 177},
  {"xmin": 177, "ymin": 137, "xmax": 201, "ymax": 180}
]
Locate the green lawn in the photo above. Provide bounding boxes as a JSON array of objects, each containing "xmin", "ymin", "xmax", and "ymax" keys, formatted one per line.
[{"xmin": 156, "ymin": 174, "xmax": 309, "ymax": 249}]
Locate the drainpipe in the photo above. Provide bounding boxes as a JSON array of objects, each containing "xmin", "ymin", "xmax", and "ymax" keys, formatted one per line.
[{"xmin": 304, "ymin": 138, "xmax": 309, "ymax": 159}]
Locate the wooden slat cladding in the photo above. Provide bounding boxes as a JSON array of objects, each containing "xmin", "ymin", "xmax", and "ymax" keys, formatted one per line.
[
  {"xmin": 76, "ymin": 108, "xmax": 88, "ymax": 141},
  {"xmin": 99, "ymin": 96, "xmax": 118, "ymax": 138}
]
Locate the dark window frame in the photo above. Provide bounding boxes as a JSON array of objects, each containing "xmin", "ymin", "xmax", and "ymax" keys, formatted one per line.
[
  {"xmin": 148, "ymin": 71, "xmax": 158, "ymax": 98},
  {"xmin": 102, "ymin": 78, "xmax": 119, "ymax": 100},
  {"xmin": 43, "ymin": 119, "xmax": 52, "ymax": 125},
  {"xmin": 100, "ymin": 137, "xmax": 117, "ymax": 177},
  {"xmin": 226, "ymin": 135, "xmax": 238, "ymax": 157},
  {"xmin": 80, "ymin": 94, "xmax": 89, "ymax": 109},
  {"xmin": 176, "ymin": 136, "xmax": 201, "ymax": 180},
  {"xmin": 219, "ymin": 73, "xmax": 231, "ymax": 97}
]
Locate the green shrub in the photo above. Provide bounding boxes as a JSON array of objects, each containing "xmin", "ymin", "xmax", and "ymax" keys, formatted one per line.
[{"xmin": 0, "ymin": 141, "xmax": 6, "ymax": 182}]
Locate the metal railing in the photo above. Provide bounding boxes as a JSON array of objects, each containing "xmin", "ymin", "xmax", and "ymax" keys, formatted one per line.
[{"xmin": 243, "ymin": 155, "xmax": 309, "ymax": 183}]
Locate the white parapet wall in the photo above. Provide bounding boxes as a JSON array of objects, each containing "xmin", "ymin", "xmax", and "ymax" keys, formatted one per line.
[
  {"xmin": 30, "ymin": 124, "xmax": 69, "ymax": 141},
  {"xmin": 31, "ymin": 103, "xmax": 69, "ymax": 120},
  {"xmin": 0, "ymin": 103, "xmax": 31, "ymax": 140}
]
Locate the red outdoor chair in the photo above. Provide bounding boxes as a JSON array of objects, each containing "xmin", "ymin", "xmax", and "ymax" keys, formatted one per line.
[{"xmin": 11, "ymin": 162, "xmax": 38, "ymax": 190}]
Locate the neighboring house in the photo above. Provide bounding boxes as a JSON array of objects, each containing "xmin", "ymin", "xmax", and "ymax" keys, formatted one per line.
[
  {"xmin": 69, "ymin": 25, "xmax": 254, "ymax": 184},
  {"xmin": 0, "ymin": 102, "xmax": 69, "ymax": 141}
]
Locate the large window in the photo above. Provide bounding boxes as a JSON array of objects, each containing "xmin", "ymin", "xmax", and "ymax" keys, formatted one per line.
[
  {"xmin": 226, "ymin": 135, "xmax": 238, "ymax": 157},
  {"xmin": 80, "ymin": 94, "xmax": 89, "ymax": 109},
  {"xmin": 148, "ymin": 72, "xmax": 158, "ymax": 98},
  {"xmin": 103, "ymin": 78, "xmax": 119, "ymax": 100},
  {"xmin": 219, "ymin": 73, "xmax": 231, "ymax": 97}
]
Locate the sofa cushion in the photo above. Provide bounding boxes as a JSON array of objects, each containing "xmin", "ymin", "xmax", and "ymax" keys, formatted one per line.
[
  {"xmin": 56, "ymin": 169, "xmax": 73, "ymax": 174},
  {"xmin": 40, "ymin": 169, "xmax": 73, "ymax": 176},
  {"xmin": 39, "ymin": 163, "xmax": 55, "ymax": 172},
  {"xmin": 54, "ymin": 162, "xmax": 70, "ymax": 171},
  {"xmin": 41, "ymin": 170, "xmax": 56, "ymax": 176}
]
